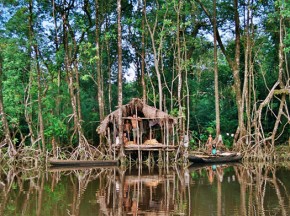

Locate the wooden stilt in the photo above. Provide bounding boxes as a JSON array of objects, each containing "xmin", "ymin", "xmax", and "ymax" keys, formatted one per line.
[
  {"xmin": 135, "ymin": 107, "xmax": 141, "ymax": 164},
  {"xmin": 158, "ymin": 149, "xmax": 163, "ymax": 166},
  {"xmin": 141, "ymin": 151, "xmax": 143, "ymax": 165},
  {"xmin": 166, "ymin": 119, "xmax": 169, "ymax": 165},
  {"xmin": 148, "ymin": 151, "xmax": 151, "ymax": 168},
  {"xmin": 107, "ymin": 127, "xmax": 112, "ymax": 157},
  {"xmin": 113, "ymin": 120, "xmax": 116, "ymax": 160}
]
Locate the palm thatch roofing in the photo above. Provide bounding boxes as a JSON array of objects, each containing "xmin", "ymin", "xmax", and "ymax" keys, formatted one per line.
[{"xmin": 97, "ymin": 98, "xmax": 177, "ymax": 134}]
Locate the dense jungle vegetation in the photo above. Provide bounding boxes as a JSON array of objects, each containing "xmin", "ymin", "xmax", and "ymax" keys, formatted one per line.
[{"xmin": 0, "ymin": 0, "xmax": 289, "ymax": 162}]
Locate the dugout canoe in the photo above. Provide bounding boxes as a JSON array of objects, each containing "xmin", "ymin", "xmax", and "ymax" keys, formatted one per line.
[
  {"xmin": 49, "ymin": 159, "xmax": 120, "ymax": 167},
  {"xmin": 188, "ymin": 152, "xmax": 243, "ymax": 164}
]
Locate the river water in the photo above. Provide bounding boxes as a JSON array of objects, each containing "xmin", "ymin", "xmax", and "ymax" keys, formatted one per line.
[{"xmin": 0, "ymin": 162, "xmax": 290, "ymax": 215}]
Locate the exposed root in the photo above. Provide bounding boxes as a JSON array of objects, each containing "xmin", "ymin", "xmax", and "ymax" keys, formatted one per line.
[{"xmin": 69, "ymin": 135, "xmax": 104, "ymax": 160}]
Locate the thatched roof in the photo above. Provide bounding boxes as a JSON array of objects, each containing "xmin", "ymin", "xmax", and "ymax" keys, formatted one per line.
[{"xmin": 97, "ymin": 98, "xmax": 177, "ymax": 134}]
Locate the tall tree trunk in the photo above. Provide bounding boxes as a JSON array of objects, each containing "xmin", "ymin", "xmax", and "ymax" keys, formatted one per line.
[
  {"xmin": 117, "ymin": 0, "xmax": 124, "ymax": 159},
  {"xmin": 182, "ymin": 29, "xmax": 190, "ymax": 135},
  {"xmin": 278, "ymin": 4, "xmax": 285, "ymax": 89},
  {"xmin": 74, "ymin": 62, "xmax": 82, "ymax": 122},
  {"xmin": 105, "ymin": 14, "xmax": 112, "ymax": 113},
  {"xmin": 242, "ymin": 0, "xmax": 250, "ymax": 145},
  {"xmin": 61, "ymin": 3, "xmax": 87, "ymax": 149},
  {"xmin": 95, "ymin": 0, "xmax": 105, "ymax": 122},
  {"xmin": 35, "ymin": 47, "xmax": 46, "ymax": 152},
  {"xmin": 0, "ymin": 52, "xmax": 16, "ymax": 156},
  {"xmin": 52, "ymin": 0, "xmax": 61, "ymax": 145},
  {"xmin": 242, "ymin": 0, "xmax": 254, "ymax": 145},
  {"xmin": 175, "ymin": 1, "xmax": 183, "ymax": 133},
  {"xmin": 233, "ymin": 0, "xmax": 245, "ymax": 143},
  {"xmin": 213, "ymin": 0, "xmax": 220, "ymax": 137},
  {"xmin": 141, "ymin": 1, "xmax": 146, "ymax": 103},
  {"xmin": 106, "ymin": 38, "xmax": 112, "ymax": 114},
  {"xmin": 271, "ymin": 5, "xmax": 287, "ymax": 145},
  {"xmin": 29, "ymin": 0, "xmax": 45, "ymax": 152}
]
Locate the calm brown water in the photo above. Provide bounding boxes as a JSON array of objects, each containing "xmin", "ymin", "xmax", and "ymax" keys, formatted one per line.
[{"xmin": 0, "ymin": 162, "xmax": 290, "ymax": 215}]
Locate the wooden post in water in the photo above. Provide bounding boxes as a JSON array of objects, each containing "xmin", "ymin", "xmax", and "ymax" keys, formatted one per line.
[
  {"xmin": 173, "ymin": 124, "xmax": 175, "ymax": 147},
  {"xmin": 148, "ymin": 151, "xmax": 151, "ymax": 168},
  {"xmin": 158, "ymin": 149, "xmax": 163, "ymax": 166},
  {"xmin": 107, "ymin": 127, "xmax": 111, "ymax": 157},
  {"xmin": 113, "ymin": 119, "xmax": 116, "ymax": 160},
  {"xmin": 166, "ymin": 119, "xmax": 169, "ymax": 165},
  {"xmin": 135, "ymin": 107, "xmax": 141, "ymax": 164}
]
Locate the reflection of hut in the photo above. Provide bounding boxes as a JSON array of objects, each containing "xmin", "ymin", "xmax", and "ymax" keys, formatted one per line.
[
  {"xmin": 97, "ymin": 167, "xmax": 182, "ymax": 215},
  {"xmin": 97, "ymin": 98, "xmax": 179, "ymax": 162}
]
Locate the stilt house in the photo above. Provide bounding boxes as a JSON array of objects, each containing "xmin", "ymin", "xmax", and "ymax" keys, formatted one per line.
[{"xmin": 97, "ymin": 98, "xmax": 180, "ymax": 160}]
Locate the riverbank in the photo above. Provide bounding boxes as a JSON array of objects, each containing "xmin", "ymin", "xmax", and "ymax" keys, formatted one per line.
[{"xmin": 1, "ymin": 144, "xmax": 290, "ymax": 169}]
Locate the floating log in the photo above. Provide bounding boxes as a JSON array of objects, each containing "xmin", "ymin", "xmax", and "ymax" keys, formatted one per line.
[{"xmin": 49, "ymin": 159, "xmax": 120, "ymax": 167}]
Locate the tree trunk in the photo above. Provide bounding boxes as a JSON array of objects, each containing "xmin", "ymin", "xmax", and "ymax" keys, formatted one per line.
[
  {"xmin": 106, "ymin": 38, "xmax": 112, "ymax": 114},
  {"xmin": 74, "ymin": 62, "xmax": 82, "ymax": 122},
  {"xmin": 233, "ymin": 0, "xmax": 245, "ymax": 143},
  {"xmin": 52, "ymin": 0, "xmax": 61, "ymax": 145},
  {"xmin": 141, "ymin": 1, "xmax": 146, "ymax": 103},
  {"xmin": 117, "ymin": 0, "xmax": 124, "ymax": 159},
  {"xmin": 242, "ymin": 0, "xmax": 254, "ymax": 145},
  {"xmin": 29, "ymin": 0, "xmax": 45, "ymax": 152},
  {"xmin": 271, "ymin": 6, "xmax": 287, "ymax": 145},
  {"xmin": 105, "ymin": 14, "xmax": 112, "ymax": 113},
  {"xmin": 61, "ymin": 4, "xmax": 87, "ymax": 149},
  {"xmin": 213, "ymin": 0, "xmax": 220, "ymax": 137},
  {"xmin": 175, "ymin": 1, "xmax": 183, "ymax": 133},
  {"xmin": 35, "ymin": 47, "xmax": 46, "ymax": 153},
  {"xmin": 95, "ymin": 0, "xmax": 105, "ymax": 122}
]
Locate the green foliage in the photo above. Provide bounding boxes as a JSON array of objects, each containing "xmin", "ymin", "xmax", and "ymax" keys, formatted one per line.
[
  {"xmin": 169, "ymin": 107, "xmax": 186, "ymax": 118},
  {"xmin": 189, "ymin": 138, "xmax": 198, "ymax": 150},
  {"xmin": 206, "ymin": 126, "xmax": 214, "ymax": 135},
  {"xmin": 0, "ymin": 0, "xmax": 288, "ymax": 149}
]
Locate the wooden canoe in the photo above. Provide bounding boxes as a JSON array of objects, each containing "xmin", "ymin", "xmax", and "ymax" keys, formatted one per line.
[
  {"xmin": 49, "ymin": 159, "xmax": 119, "ymax": 167},
  {"xmin": 188, "ymin": 152, "xmax": 243, "ymax": 164}
]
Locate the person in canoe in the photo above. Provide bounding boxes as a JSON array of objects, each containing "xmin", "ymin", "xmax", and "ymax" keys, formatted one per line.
[{"xmin": 206, "ymin": 134, "xmax": 227, "ymax": 155}]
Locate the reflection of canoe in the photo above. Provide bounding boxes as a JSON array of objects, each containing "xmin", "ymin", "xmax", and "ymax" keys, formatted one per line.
[
  {"xmin": 189, "ymin": 162, "xmax": 242, "ymax": 171},
  {"xmin": 188, "ymin": 152, "xmax": 243, "ymax": 163},
  {"xmin": 49, "ymin": 159, "xmax": 119, "ymax": 167}
]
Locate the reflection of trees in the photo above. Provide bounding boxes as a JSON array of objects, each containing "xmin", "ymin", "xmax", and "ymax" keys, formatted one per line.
[
  {"xmin": 189, "ymin": 163, "xmax": 290, "ymax": 215},
  {"xmin": 2, "ymin": 163, "xmax": 290, "ymax": 215},
  {"xmin": 0, "ymin": 167, "xmax": 45, "ymax": 216},
  {"xmin": 235, "ymin": 163, "xmax": 289, "ymax": 216},
  {"xmin": 50, "ymin": 167, "xmax": 110, "ymax": 216}
]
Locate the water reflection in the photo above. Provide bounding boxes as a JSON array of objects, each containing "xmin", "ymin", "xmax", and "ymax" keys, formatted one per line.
[
  {"xmin": 0, "ymin": 163, "xmax": 290, "ymax": 215},
  {"xmin": 97, "ymin": 165, "xmax": 189, "ymax": 215}
]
